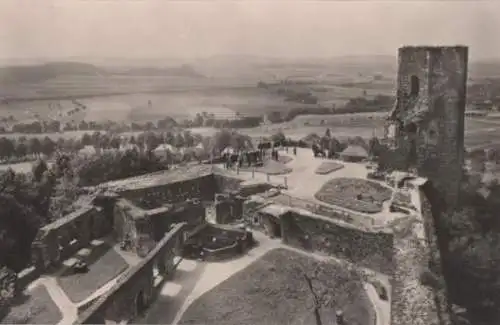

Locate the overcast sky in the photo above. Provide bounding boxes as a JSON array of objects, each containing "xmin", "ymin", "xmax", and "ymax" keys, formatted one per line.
[{"xmin": 0, "ymin": 1, "xmax": 497, "ymax": 61}]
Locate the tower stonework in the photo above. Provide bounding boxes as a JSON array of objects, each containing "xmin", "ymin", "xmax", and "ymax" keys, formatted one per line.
[{"xmin": 389, "ymin": 46, "xmax": 468, "ymax": 208}]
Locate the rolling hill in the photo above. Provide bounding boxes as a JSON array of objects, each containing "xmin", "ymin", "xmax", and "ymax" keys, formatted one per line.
[{"xmin": 0, "ymin": 62, "xmax": 205, "ymax": 85}]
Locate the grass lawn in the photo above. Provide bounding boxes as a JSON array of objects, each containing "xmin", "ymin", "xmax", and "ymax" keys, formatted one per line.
[
  {"xmin": 315, "ymin": 162, "xmax": 345, "ymax": 175},
  {"xmin": 178, "ymin": 248, "xmax": 375, "ymax": 325},
  {"xmin": 1, "ymin": 285, "xmax": 62, "ymax": 324},
  {"xmin": 315, "ymin": 177, "xmax": 392, "ymax": 214},
  {"xmin": 57, "ymin": 243, "xmax": 129, "ymax": 303}
]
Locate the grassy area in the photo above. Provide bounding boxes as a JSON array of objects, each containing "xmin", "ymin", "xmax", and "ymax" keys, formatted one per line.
[
  {"xmin": 178, "ymin": 248, "xmax": 374, "ymax": 325},
  {"xmin": 315, "ymin": 162, "xmax": 345, "ymax": 175},
  {"xmin": 1, "ymin": 285, "xmax": 62, "ymax": 324},
  {"xmin": 57, "ymin": 243, "xmax": 129, "ymax": 303},
  {"xmin": 315, "ymin": 177, "xmax": 393, "ymax": 214}
]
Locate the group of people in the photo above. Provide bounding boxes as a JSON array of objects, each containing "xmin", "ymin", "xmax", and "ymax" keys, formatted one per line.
[
  {"xmin": 223, "ymin": 150, "xmax": 263, "ymax": 169},
  {"xmin": 221, "ymin": 143, "xmax": 298, "ymax": 170}
]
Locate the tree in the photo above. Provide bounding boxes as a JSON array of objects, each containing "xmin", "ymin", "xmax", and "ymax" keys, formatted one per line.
[
  {"xmin": 324, "ymin": 128, "xmax": 331, "ymax": 138},
  {"xmin": 109, "ymin": 137, "xmax": 121, "ymax": 150},
  {"xmin": 173, "ymin": 133, "xmax": 185, "ymax": 148},
  {"xmin": 271, "ymin": 131, "xmax": 286, "ymax": 145},
  {"xmin": 15, "ymin": 142, "xmax": 27, "ymax": 158},
  {"xmin": 28, "ymin": 138, "xmax": 42, "ymax": 157},
  {"xmin": 32, "ymin": 159, "xmax": 48, "ymax": 182},
  {"xmin": 41, "ymin": 136, "xmax": 56, "ymax": 157},
  {"xmin": 368, "ymin": 136, "xmax": 382, "ymax": 157},
  {"xmin": 81, "ymin": 133, "xmax": 92, "ymax": 146},
  {"xmin": 145, "ymin": 132, "xmax": 161, "ymax": 151},
  {"xmin": 0, "ymin": 137, "xmax": 15, "ymax": 159},
  {"xmin": 183, "ymin": 131, "xmax": 195, "ymax": 147}
]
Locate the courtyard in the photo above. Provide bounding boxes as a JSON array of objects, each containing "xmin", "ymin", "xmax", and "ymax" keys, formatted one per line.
[{"xmin": 177, "ymin": 248, "xmax": 375, "ymax": 325}]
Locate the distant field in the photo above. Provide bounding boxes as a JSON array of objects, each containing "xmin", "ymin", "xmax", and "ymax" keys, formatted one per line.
[
  {"xmin": 0, "ymin": 86, "xmax": 287, "ymax": 124},
  {"xmin": 0, "ymin": 70, "xmax": 396, "ymax": 125}
]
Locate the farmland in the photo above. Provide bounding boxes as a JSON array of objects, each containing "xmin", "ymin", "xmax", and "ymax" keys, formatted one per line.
[{"xmin": 1, "ymin": 59, "xmax": 500, "ymax": 151}]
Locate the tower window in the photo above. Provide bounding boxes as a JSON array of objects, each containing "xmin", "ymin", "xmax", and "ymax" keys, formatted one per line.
[{"xmin": 410, "ymin": 75, "xmax": 420, "ymax": 96}]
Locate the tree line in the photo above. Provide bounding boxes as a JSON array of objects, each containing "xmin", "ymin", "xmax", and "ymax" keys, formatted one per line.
[
  {"xmin": 0, "ymin": 128, "xmax": 253, "ymax": 275},
  {"xmin": 264, "ymin": 95, "xmax": 394, "ymax": 124}
]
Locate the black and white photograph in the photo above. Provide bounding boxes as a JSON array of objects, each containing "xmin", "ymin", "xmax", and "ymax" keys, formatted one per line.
[{"xmin": 0, "ymin": 1, "xmax": 497, "ymax": 325}]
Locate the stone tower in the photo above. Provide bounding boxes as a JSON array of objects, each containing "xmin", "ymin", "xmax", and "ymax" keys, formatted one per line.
[{"xmin": 388, "ymin": 46, "xmax": 468, "ymax": 208}]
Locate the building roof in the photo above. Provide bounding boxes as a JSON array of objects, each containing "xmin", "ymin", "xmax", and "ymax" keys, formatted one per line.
[{"xmin": 340, "ymin": 145, "xmax": 368, "ymax": 158}]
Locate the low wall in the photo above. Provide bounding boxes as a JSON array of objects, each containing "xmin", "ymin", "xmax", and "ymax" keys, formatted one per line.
[
  {"xmin": 75, "ymin": 223, "xmax": 187, "ymax": 324},
  {"xmin": 281, "ymin": 211, "xmax": 394, "ymax": 275},
  {"xmin": 186, "ymin": 224, "xmax": 253, "ymax": 262},
  {"xmin": 238, "ymin": 182, "xmax": 275, "ymax": 197}
]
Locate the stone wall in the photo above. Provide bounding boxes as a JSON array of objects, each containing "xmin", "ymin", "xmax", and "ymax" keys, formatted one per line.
[
  {"xmin": 280, "ymin": 211, "xmax": 394, "ymax": 275},
  {"xmin": 390, "ymin": 182, "xmax": 452, "ymax": 325},
  {"xmin": 118, "ymin": 173, "xmax": 243, "ymax": 210},
  {"xmin": 74, "ymin": 223, "xmax": 186, "ymax": 325},
  {"xmin": 113, "ymin": 198, "xmax": 156, "ymax": 258},
  {"xmin": 120, "ymin": 175, "xmax": 216, "ymax": 209},
  {"xmin": 213, "ymin": 174, "xmax": 243, "ymax": 193},
  {"xmin": 113, "ymin": 197, "xmax": 205, "ymax": 257},
  {"xmin": 393, "ymin": 46, "xmax": 467, "ymax": 207},
  {"xmin": 214, "ymin": 193, "xmax": 245, "ymax": 224},
  {"xmin": 31, "ymin": 206, "xmax": 112, "ymax": 270}
]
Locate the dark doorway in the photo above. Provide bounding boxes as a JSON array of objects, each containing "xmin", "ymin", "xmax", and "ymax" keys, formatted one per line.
[
  {"xmin": 269, "ymin": 217, "xmax": 282, "ymax": 238},
  {"xmin": 263, "ymin": 215, "xmax": 282, "ymax": 238},
  {"xmin": 405, "ymin": 122, "xmax": 418, "ymax": 168},
  {"xmin": 136, "ymin": 290, "xmax": 147, "ymax": 315},
  {"xmin": 410, "ymin": 75, "xmax": 420, "ymax": 96}
]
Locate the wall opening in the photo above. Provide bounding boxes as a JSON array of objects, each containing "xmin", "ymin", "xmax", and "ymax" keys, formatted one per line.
[
  {"xmin": 263, "ymin": 215, "xmax": 281, "ymax": 238},
  {"xmin": 135, "ymin": 290, "xmax": 147, "ymax": 315},
  {"xmin": 406, "ymin": 122, "xmax": 418, "ymax": 168},
  {"xmin": 410, "ymin": 75, "xmax": 420, "ymax": 96}
]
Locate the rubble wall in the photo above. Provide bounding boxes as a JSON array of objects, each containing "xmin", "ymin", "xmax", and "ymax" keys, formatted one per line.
[
  {"xmin": 74, "ymin": 223, "xmax": 186, "ymax": 324},
  {"xmin": 280, "ymin": 211, "xmax": 394, "ymax": 275},
  {"xmin": 390, "ymin": 184, "xmax": 452, "ymax": 325}
]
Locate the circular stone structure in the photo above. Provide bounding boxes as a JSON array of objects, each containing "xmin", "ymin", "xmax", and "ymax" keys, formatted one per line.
[
  {"xmin": 315, "ymin": 177, "xmax": 393, "ymax": 214},
  {"xmin": 182, "ymin": 224, "xmax": 254, "ymax": 262}
]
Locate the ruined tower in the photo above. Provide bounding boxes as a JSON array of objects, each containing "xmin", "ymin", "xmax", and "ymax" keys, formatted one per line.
[{"xmin": 388, "ymin": 46, "xmax": 468, "ymax": 208}]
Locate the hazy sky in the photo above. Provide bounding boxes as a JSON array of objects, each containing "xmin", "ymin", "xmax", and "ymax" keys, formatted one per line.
[{"xmin": 0, "ymin": 1, "xmax": 497, "ymax": 61}]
